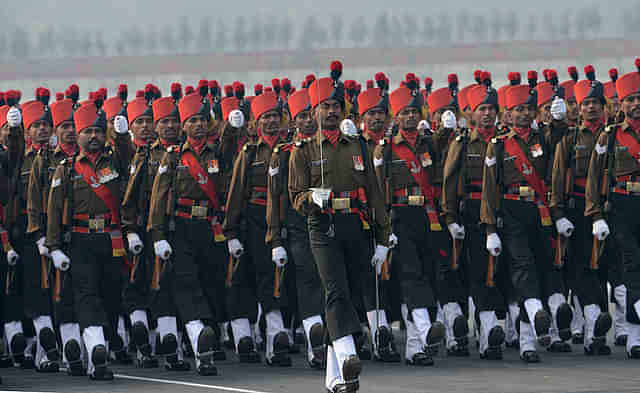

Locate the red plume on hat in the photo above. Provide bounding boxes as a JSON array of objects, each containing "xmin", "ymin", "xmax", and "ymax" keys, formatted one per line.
[
  {"xmin": 344, "ymin": 80, "xmax": 357, "ymax": 100},
  {"xmin": 271, "ymin": 79, "xmax": 281, "ymax": 96},
  {"xmin": 508, "ymin": 72, "xmax": 521, "ymax": 86},
  {"xmin": 568, "ymin": 66, "xmax": 579, "ymax": 82},
  {"xmin": 223, "ymin": 85, "xmax": 233, "ymax": 98},
  {"xmin": 197, "ymin": 80, "xmax": 208, "ymax": 98},
  {"xmin": 67, "ymin": 84, "xmax": 80, "ymax": 104},
  {"xmin": 303, "ymin": 74, "xmax": 316, "ymax": 89},
  {"xmin": 474, "ymin": 70, "xmax": 482, "ymax": 84},
  {"xmin": 118, "ymin": 84, "xmax": 128, "ymax": 101},
  {"xmin": 93, "ymin": 90, "xmax": 104, "ymax": 109},
  {"xmin": 56, "ymin": 92, "xmax": 64, "ymax": 101},
  {"xmin": 424, "ymin": 77, "xmax": 433, "ymax": 92},
  {"xmin": 527, "ymin": 70, "xmax": 538, "ymax": 88},
  {"xmin": 136, "ymin": 90, "xmax": 144, "ymax": 98},
  {"xmin": 542, "ymin": 69, "xmax": 551, "ymax": 82},
  {"xmin": 281, "ymin": 78, "xmax": 292, "ymax": 94},
  {"xmin": 547, "ymin": 69, "xmax": 559, "ymax": 87},
  {"xmin": 635, "ymin": 58, "xmax": 640, "ymax": 72},
  {"xmin": 330, "ymin": 60, "xmax": 343, "ymax": 82},
  {"xmin": 448, "ymin": 74, "xmax": 459, "ymax": 91},
  {"xmin": 98, "ymin": 87, "xmax": 108, "ymax": 99},
  {"xmin": 209, "ymin": 80, "xmax": 220, "ymax": 98},
  {"xmin": 255, "ymin": 84, "xmax": 264, "ymax": 96},
  {"xmin": 481, "ymin": 71, "xmax": 491, "ymax": 87},
  {"xmin": 366, "ymin": 80, "xmax": 374, "ymax": 89},
  {"xmin": 171, "ymin": 82, "xmax": 183, "ymax": 101},
  {"xmin": 405, "ymin": 73, "xmax": 419, "ymax": 91},
  {"xmin": 6, "ymin": 90, "xmax": 18, "ymax": 107},
  {"xmin": 584, "ymin": 65, "xmax": 596, "ymax": 81},
  {"xmin": 233, "ymin": 81, "xmax": 245, "ymax": 100},
  {"xmin": 375, "ymin": 72, "xmax": 388, "ymax": 91},
  {"xmin": 144, "ymin": 84, "xmax": 155, "ymax": 103},
  {"xmin": 264, "ymin": 87, "xmax": 273, "ymax": 93},
  {"xmin": 609, "ymin": 68, "xmax": 619, "ymax": 83}
]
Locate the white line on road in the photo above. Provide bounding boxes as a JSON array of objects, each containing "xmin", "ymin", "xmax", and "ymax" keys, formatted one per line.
[{"xmin": 114, "ymin": 373, "xmax": 274, "ymax": 393}]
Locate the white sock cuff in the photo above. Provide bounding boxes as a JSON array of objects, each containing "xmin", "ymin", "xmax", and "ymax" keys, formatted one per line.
[
  {"xmin": 130, "ymin": 310, "xmax": 149, "ymax": 329},
  {"xmin": 332, "ymin": 335, "xmax": 356, "ymax": 358},
  {"xmin": 157, "ymin": 316, "xmax": 178, "ymax": 339}
]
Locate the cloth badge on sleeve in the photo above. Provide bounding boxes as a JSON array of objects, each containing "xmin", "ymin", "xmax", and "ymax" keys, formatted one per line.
[{"xmin": 353, "ymin": 155, "xmax": 364, "ymax": 171}]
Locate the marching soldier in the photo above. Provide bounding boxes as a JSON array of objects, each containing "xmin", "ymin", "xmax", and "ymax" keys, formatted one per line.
[
  {"xmin": 585, "ymin": 66, "xmax": 640, "ymax": 359},
  {"xmin": 46, "ymin": 101, "xmax": 131, "ymax": 380},
  {"xmin": 425, "ymin": 76, "xmax": 470, "ymax": 356},
  {"xmin": 372, "ymin": 85, "xmax": 447, "ymax": 366},
  {"xmin": 224, "ymin": 90, "xmax": 292, "ymax": 366},
  {"xmin": 551, "ymin": 68, "xmax": 614, "ymax": 356},
  {"xmin": 289, "ymin": 68, "xmax": 391, "ymax": 392},
  {"xmin": 442, "ymin": 82, "xmax": 507, "ymax": 360},
  {"xmin": 146, "ymin": 91, "xmax": 221, "ymax": 376},
  {"xmin": 266, "ymin": 88, "xmax": 327, "ymax": 368},
  {"xmin": 480, "ymin": 78, "xmax": 566, "ymax": 363},
  {"xmin": 28, "ymin": 97, "xmax": 86, "ymax": 375}
]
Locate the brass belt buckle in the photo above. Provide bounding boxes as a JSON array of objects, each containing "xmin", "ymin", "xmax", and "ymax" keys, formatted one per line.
[
  {"xmin": 408, "ymin": 195, "xmax": 424, "ymax": 206},
  {"xmin": 519, "ymin": 186, "xmax": 533, "ymax": 198},
  {"xmin": 332, "ymin": 198, "xmax": 350, "ymax": 210},
  {"xmin": 192, "ymin": 206, "xmax": 208, "ymax": 217},
  {"xmin": 89, "ymin": 218, "xmax": 105, "ymax": 230}
]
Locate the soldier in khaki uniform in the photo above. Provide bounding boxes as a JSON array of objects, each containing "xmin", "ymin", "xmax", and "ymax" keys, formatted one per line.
[
  {"xmin": 46, "ymin": 101, "xmax": 131, "ymax": 380},
  {"xmin": 28, "ymin": 98, "xmax": 87, "ymax": 375},
  {"xmin": 224, "ymin": 90, "xmax": 292, "ymax": 367},
  {"xmin": 480, "ymin": 81, "xmax": 566, "ymax": 363},
  {"xmin": 585, "ymin": 68, "xmax": 640, "ymax": 359},
  {"xmin": 551, "ymin": 71, "xmax": 615, "ymax": 356},
  {"xmin": 442, "ymin": 82, "xmax": 507, "ymax": 360},
  {"xmin": 425, "ymin": 77, "xmax": 470, "ymax": 356},
  {"xmin": 147, "ymin": 92, "xmax": 221, "ymax": 376},
  {"xmin": 372, "ymin": 86, "xmax": 447, "ymax": 366},
  {"xmin": 266, "ymin": 88, "xmax": 327, "ymax": 368},
  {"xmin": 289, "ymin": 70, "xmax": 391, "ymax": 393}
]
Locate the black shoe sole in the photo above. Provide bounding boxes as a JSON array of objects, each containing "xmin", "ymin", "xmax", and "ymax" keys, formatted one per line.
[
  {"xmin": 39, "ymin": 327, "xmax": 60, "ymax": 361},
  {"xmin": 594, "ymin": 313, "xmax": 612, "ymax": 339},
  {"xmin": 197, "ymin": 363, "xmax": 218, "ymax": 376},
  {"xmin": 165, "ymin": 359, "xmax": 191, "ymax": 371},
  {"xmin": 520, "ymin": 350, "xmax": 540, "ymax": 363},
  {"xmin": 547, "ymin": 342, "xmax": 572, "ymax": 352},
  {"xmin": 197, "ymin": 327, "xmax": 216, "ymax": 364},
  {"xmin": 405, "ymin": 352, "xmax": 434, "ymax": 366},
  {"xmin": 309, "ymin": 323, "xmax": 326, "ymax": 364},
  {"xmin": 453, "ymin": 315, "xmax": 469, "ymax": 346},
  {"xmin": 342, "ymin": 355, "xmax": 361, "ymax": 384},
  {"xmin": 10, "ymin": 333, "xmax": 26, "ymax": 362},
  {"xmin": 488, "ymin": 326, "xmax": 506, "ymax": 348},
  {"xmin": 426, "ymin": 321, "xmax": 446, "ymax": 346},
  {"xmin": 556, "ymin": 303, "xmax": 573, "ymax": 342},
  {"xmin": 160, "ymin": 334, "xmax": 178, "ymax": 357},
  {"xmin": 615, "ymin": 335, "xmax": 628, "ymax": 346},
  {"xmin": 237, "ymin": 337, "xmax": 260, "ymax": 363},
  {"xmin": 132, "ymin": 322, "xmax": 151, "ymax": 356},
  {"xmin": 64, "ymin": 340, "xmax": 84, "ymax": 376},
  {"xmin": 534, "ymin": 310, "xmax": 552, "ymax": 347}
]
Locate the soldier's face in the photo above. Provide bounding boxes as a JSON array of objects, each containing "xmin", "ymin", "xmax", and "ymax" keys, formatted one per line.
[
  {"xmin": 537, "ymin": 101, "xmax": 552, "ymax": 124},
  {"xmin": 156, "ymin": 116, "xmax": 179, "ymax": 142},
  {"xmin": 78, "ymin": 127, "xmax": 106, "ymax": 153},
  {"xmin": 566, "ymin": 98, "xmax": 578, "ymax": 121},
  {"xmin": 295, "ymin": 110, "xmax": 316, "ymax": 135},
  {"xmin": 473, "ymin": 104, "xmax": 497, "ymax": 129},
  {"xmin": 183, "ymin": 114, "xmax": 207, "ymax": 140},
  {"xmin": 501, "ymin": 109, "xmax": 513, "ymax": 127},
  {"xmin": 511, "ymin": 104, "xmax": 535, "ymax": 128},
  {"xmin": 580, "ymin": 97, "xmax": 604, "ymax": 123},
  {"xmin": 609, "ymin": 97, "xmax": 621, "ymax": 118},
  {"xmin": 363, "ymin": 107, "xmax": 387, "ymax": 132},
  {"xmin": 258, "ymin": 110, "xmax": 281, "ymax": 135},
  {"xmin": 29, "ymin": 120, "xmax": 53, "ymax": 146},
  {"xmin": 396, "ymin": 106, "xmax": 421, "ymax": 130},
  {"xmin": 622, "ymin": 94, "xmax": 640, "ymax": 120},
  {"xmin": 315, "ymin": 99, "xmax": 343, "ymax": 130},
  {"xmin": 56, "ymin": 121, "xmax": 76, "ymax": 145},
  {"xmin": 131, "ymin": 115, "xmax": 155, "ymax": 143}
]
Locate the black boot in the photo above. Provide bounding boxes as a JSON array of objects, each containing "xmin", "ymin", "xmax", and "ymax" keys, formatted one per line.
[
  {"xmin": 196, "ymin": 326, "xmax": 217, "ymax": 376},
  {"xmin": 628, "ymin": 346, "xmax": 640, "ymax": 359},
  {"xmin": 520, "ymin": 350, "xmax": 540, "ymax": 363},
  {"xmin": 132, "ymin": 322, "xmax": 157, "ymax": 368},
  {"xmin": 480, "ymin": 326, "xmax": 505, "ymax": 360},
  {"xmin": 615, "ymin": 335, "xmax": 628, "ymax": 346},
  {"xmin": 425, "ymin": 321, "xmax": 445, "ymax": 355},
  {"xmin": 585, "ymin": 313, "xmax": 612, "ymax": 356},
  {"xmin": 110, "ymin": 334, "xmax": 132, "ymax": 365},
  {"xmin": 308, "ymin": 323, "xmax": 326, "ymax": 369},
  {"xmin": 534, "ymin": 310, "xmax": 552, "ymax": 347},
  {"xmin": 237, "ymin": 337, "xmax": 260, "ymax": 363},
  {"xmin": 405, "ymin": 352, "xmax": 433, "ymax": 366},
  {"xmin": 38, "ymin": 326, "xmax": 60, "ymax": 362},
  {"xmin": 373, "ymin": 326, "xmax": 401, "ymax": 362},
  {"xmin": 330, "ymin": 355, "xmax": 361, "ymax": 392},
  {"xmin": 266, "ymin": 332, "xmax": 291, "ymax": 367},
  {"xmin": 64, "ymin": 339, "xmax": 85, "ymax": 376},
  {"xmin": 555, "ymin": 303, "xmax": 573, "ymax": 342},
  {"xmin": 160, "ymin": 333, "xmax": 191, "ymax": 371},
  {"xmin": 10, "ymin": 333, "xmax": 26, "ymax": 365},
  {"xmin": 572, "ymin": 332, "xmax": 584, "ymax": 345},
  {"xmin": 89, "ymin": 345, "xmax": 113, "ymax": 381}
]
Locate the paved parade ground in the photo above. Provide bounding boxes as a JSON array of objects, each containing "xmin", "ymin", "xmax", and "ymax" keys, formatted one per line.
[{"xmin": 2, "ymin": 330, "xmax": 639, "ymax": 393}]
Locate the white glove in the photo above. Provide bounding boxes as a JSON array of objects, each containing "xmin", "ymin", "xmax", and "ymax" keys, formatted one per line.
[
  {"xmin": 458, "ymin": 117, "xmax": 467, "ymax": 129},
  {"xmin": 113, "ymin": 115, "xmax": 129, "ymax": 135},
  {"xmin": 486, "ymin": 233, "xmax": 502, "ymax": 257},
  {"xmin": 7, "ymin": 107, "xmax": 21, "ymax": 128},
  {"xmin": 50, "ymin": 250, "xmax": 70, "ymax": 271},
  {"xmin": 310, "ymin": 188, "xmax": 331, "ymax": 209},
  {"xmin": 272, "ymin": 246, "xmax": 287, "ymax": 268},
  {"xmin": 6, "ymin": 249, "xmax": 19, "ymax": 266},
  {"xmin": 228, "ymin": 110, "xmax": 245, "ymax": 128},
  {"xmin": 154, "ymin": 240, "xmax": 172, "ymax": 260},
  {"xmin": 531, "ymin": 119, "xmax": 539, "ymax": 130},
  {"xmin": 340, "ymin": 119, "xmax": 358, "ymax": 136},
  {"xmin": 227, "ymin": 238, "xmax": 244, "ymax": 258},
  {"xmin": 127, "ymin": 233, "xmax": 143, "ymax": 255},
  {"xmin": 441, "ymin": 110, "xmax": 457, "ymax": 129},
  {"xmin": 550, "ymin": 97, "xmax": 566, "ymax": 121},
  {"xmin": 417, "ymin": 120, "xmax": 431, "ymax": 132},
  {"xmin": 388, "ymin": 233, "xmax": 398, "ymax": 249},
  {"xmin": 592, "ymin": 219, "xmax": 610, "ymax": 241},
  {"xmin": 371, "ymin": 245, "xmax": 389, "ymax": 275},
  {"xmin": 555, "ymin": 217, "xmax": 575, "ymax": 238},
  {"xmin": 36, "ymin": 237, "xmax": 49, "ymax": 257},
  {"xmin": 550, "ymin": 97, "xmax": 567, "ymax": 120},
  {"xmin": 448, "ymin": 223, "xmax": 465, "ymax": 240}
]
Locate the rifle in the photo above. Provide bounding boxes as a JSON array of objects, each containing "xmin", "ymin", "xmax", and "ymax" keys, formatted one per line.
[
  {"xmin": 129, "ymin": 146, "xmax": 151, "ymax": 284},
  {"xmin": 451, "ymin": 128, "xmax": 469, "ymax": 271},
  {"xmin": 487, "ymin": 137, "xmax": 505, "ymax": 288},
  {"xmin": 40, "ymin": 147, "xmax": 51, "ymax": 291},
  {"xmin": 382, "ymin": 138, "xmax": 394, "ymax": 281},
  {"xmin": 591, "ymin": 126, "xmax": 617, "ymax": 270},
  {"xmin": 273, "ymin": 145, "xmax": 291, "ymax": 298},
  {"xmin": 555, "ymin": 128, "xmax": 579, "ymax": 269},
  {"xmin": 55, "ymin": 150, "xmax": 79, "ymax": 303}
]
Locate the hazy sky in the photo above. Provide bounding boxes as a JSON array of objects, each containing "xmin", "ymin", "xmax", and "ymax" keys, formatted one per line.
[{"xmin": 3, "ymin": 0, "xmax": 619, "ymax": 33}]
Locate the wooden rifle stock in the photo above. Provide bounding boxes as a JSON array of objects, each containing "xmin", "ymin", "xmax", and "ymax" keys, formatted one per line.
[
  {"xmin": 486, "ymin": 255, "xmax": 496, "ymax": 288},
  {"xmin": 129, "ymin": 254, "xmax": 140, "ymax": 284},
  {"xmin": 274, "ymin": 266, "xmax": 283, "ymax": 298},
  {"xmin": 452, "ymin": 238, "xmax": 463, "ymax": 271},
  {"xmin": 591, "ymin": 236, "xmax": 603, "ymax": 270},
  {"xmin": 41, "ymin": 255, "xmax": 50, "ymax": 289},
  {"xmin": 151, "ymin": 255, "xmax": 161, "ymax": 291},
  {"xmin": 554, "ymin": 235, "xmax": 569, "ymax": 269},
  {"xmin": 381, "ymin": 251, "xmax": 391, "ymax": 281},
  {"xmin": 225, "ymin": 255, "xmax": 239, "ymax": 288},
  {"xmin": 53, "ymin": 269, "xmax": 62, "ymax": 303}
]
